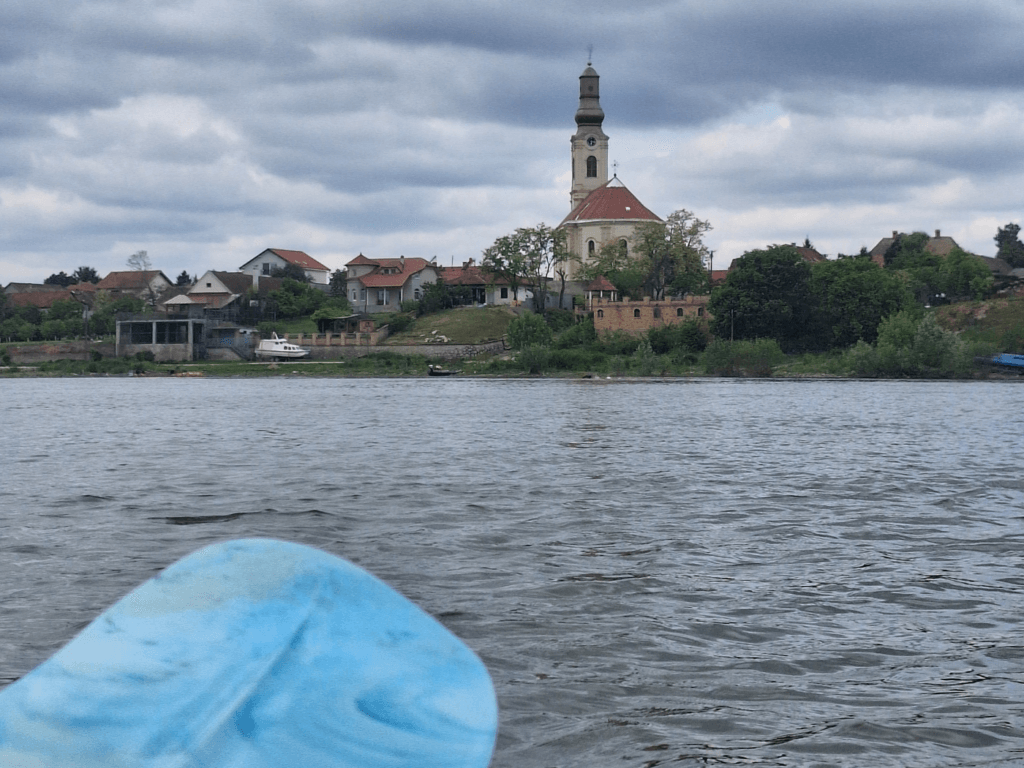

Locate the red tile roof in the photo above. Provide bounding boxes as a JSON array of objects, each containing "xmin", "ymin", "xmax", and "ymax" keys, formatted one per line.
[
  {"xmin": 561, "ymin": 180, "xmax": 662, "ymax": 225},
  {"xmin": 8, "ymin": 290, "xmax": 73, "ymax": 309},
  {"xmin": 350, "ymin": 257, "xmax": 433, "ymax": 288},
  {"xmin": 440, "ymin": 265, "xmax": 508, "ymax": 286},
  {"xmin": 267, "ymin": 249, "xmax": 329, "ymax": 272},
  {"xmin": 794, "ymin": 246, "xmax": 827, "ymax": 263},
  {"xmin": 586, "ymin": 276, "xmax": 617, "ymax": 292},
  {"xmin": 96, "ymin": 271, "xmax": 168, "ymax": 290}
]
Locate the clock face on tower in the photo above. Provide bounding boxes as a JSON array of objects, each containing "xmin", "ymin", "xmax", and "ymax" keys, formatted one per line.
[{"xmin": 586, "ymin": 136, "xmax": 596, "ymax": 148}]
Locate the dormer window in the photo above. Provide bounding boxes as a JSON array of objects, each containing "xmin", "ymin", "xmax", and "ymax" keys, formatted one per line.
[{"xmin": 586, "ymin": 156, "xmax": 597, "ymax": 178}]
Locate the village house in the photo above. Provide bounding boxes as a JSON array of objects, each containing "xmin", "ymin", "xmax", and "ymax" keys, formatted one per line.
[
  {"xmin": 239, "ymin": 249, "xmax": 330, "ymax": 286},
  {"xmin": 345, "ymin": 255, "xmax": 440, "ymax": 314},
  {"xmin": 95, "ymin": 270, "xmax": 173, "ymax": 304}
]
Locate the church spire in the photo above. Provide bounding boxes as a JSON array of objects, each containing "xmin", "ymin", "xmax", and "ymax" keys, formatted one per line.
[
  {"xmin": 570, "ymin": 64, "xmax": 609, "ymax": 210},
  {"xmin": 575, "ymin": 64, "xmax": 605, "ymax": 129}
]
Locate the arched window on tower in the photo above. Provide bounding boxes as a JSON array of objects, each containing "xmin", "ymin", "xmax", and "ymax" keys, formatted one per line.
[
  {"xmin": 619, "ymin": 239, "xmax": 628, "ymax": 256},
  {"xmin": 587, "ymin": 240, "xmax": 595, "ymax": 255},
  {"xmin": 586, "ymin": 156, "xmax": 597, "ymax": 178}
]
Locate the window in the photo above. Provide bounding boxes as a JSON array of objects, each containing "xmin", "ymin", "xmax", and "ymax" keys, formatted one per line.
[
  {"xmin": 205, "ymin": 283, "xmax": 212, "ymax": 288},
  {"xmin": 376, "ymin": 290, "xmax": 386, "ymax": 305},
  {"xmin": 360, "ymin": 288, "xmax": 366, "ymax": 301},
  {"xmin": 652, "ymin": 307, "xmax": 660, "ymax": 318},
  {"xmin": 633, "ymin": 309, "xmax": 641, "ymax": 318},
  {"xmin": 414, "ymin": 288, "xmax": 421, "ymax": 300},
  {"xmin": 597, "ymin": 309, "xmax": 604, "ymax": 318},
  {"xmin": 587, "ymin": 240, "xmax": 595, "ymax": 254},
  {"xmin": 586, "ymin": 156, "xmax": 597, "ymax": 177},
  {"xmin": 500, "ymin": 287, "xmax": 508, "ymax": 299},
  {"xmin": 619, "ymin": 239, "xmax": 628, "ymax": 255},
  {"xmin": 698, "ymin": 307, "xmax": 705, "ymax": 317},
  {"xmin": 129, "ymin": 322, "xmax": 152, "ymax": 344},
  {"xmin": 352, "ymin": 290, "xmax": 357, "ymax": 300},
  {"xmin": 677, "ymin": 308, "xmax": 684, "ymax": 317},
  {"xmin": 262, "ymin": 263, "xmax": 270, "ymax": 275}
]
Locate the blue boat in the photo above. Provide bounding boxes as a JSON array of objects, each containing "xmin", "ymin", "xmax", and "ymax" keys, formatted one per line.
[
  {"xmin": 988, "ymin": 353, "xmax": 1024, "ymax": 370},
  {"xmin": 0, "ymin": 539, "xmax": 497, "ymax": 768}
]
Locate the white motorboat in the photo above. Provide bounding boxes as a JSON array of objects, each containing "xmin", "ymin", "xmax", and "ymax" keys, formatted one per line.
[{"xmin": 254, "ymin": 333, "xmax": 310, "ymax": 360}]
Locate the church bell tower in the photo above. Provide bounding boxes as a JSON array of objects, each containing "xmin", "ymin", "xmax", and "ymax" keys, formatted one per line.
[{"xmin": 570, "ymin": 63, "xmax": 609, "ymax": 210}]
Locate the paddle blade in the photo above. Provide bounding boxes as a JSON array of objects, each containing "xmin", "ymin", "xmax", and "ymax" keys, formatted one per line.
[{"xmin": 0, "ymin": 539, "xmax": 497, "ymax": 768}]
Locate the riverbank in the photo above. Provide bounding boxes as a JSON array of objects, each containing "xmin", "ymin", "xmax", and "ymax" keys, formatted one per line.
[{"xmin": 3, "ymin": 354, "xmax": 1021, "ymax": 380}]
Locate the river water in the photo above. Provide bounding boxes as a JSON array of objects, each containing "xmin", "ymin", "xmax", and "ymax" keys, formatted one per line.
[{"xmin": 2, "ymin": 377, "xmax": 1023, "ymax": 766}]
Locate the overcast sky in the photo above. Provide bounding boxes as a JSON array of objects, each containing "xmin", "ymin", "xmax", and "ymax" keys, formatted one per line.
[{"xmin": 4, "ymin": 0, "xmax": 1024, "ymax": 283}]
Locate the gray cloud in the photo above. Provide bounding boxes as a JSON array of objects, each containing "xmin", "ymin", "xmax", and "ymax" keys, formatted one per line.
[{"xmin": 3, "ymin": 0, "xmax": 1024, "ymax": 282}]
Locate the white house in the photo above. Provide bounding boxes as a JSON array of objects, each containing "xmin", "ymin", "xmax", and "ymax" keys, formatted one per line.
[{"xmin": 239, "ymin": 249, "xmax": 330, "ymax": 285}]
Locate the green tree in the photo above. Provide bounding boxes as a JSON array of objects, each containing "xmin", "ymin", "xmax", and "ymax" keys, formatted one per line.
[
  {"xmin": 809, "ymin": 257, "xmax": 914, "ymax": 348},
  {"xmin": 329, "ymin": 269, "xmax": 348, "ymax": 298},
  {"xmin": 995, "ymin": 223, "xmax": 1024, "ymax": 268},
  {"xmin": 708, "ymin": 245, "xmax": 814, "ymax": 351},
  {"xmin": 72, "ymin": 266, "xmax": 100, "ymax": 284},
  {"xmin": 175, "ymin": 270, "xmax": 193, "ymax": 286},
  {"xmin": 270, "ymin": 262, "xmax": 312, "ymax": 283},
  {"xmin": 481, "ymin": 229, "xmax": 534, "ymax": 303},
  {"xmin": 519, "ymin": 224, "xmax": 569, "ymax": 314},
  {"xmin": 44, "ymin": 271, "xmax": 75, "ymax": 287},
  {"xmin": 631, "ymin": 209, "xmax": 712, "ymax": 299},
  {"xmin": 580, "ymin": 239, "xmax": 647, "ymax": 298}
]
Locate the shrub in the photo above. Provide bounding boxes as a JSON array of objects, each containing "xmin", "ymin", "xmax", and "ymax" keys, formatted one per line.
[
  {"xmin": 517, "ymin": 345, "xmax": 550, "ymax": 374},
  {"xmin": 90, "ymin": 349, "xmax": 103, "ymax": 362},
  {"xmin": 633, "ymin": 339, "xmax": 658, "ymax": 375},
  {"xmin": 701, "ymin": 339, "xmax": 785, "ymax": 376},
  {"xmin": 134, "ymin": 350, "xmax": 155, "ymax": 362},
  {"xmin": 387, "ymin": 314, "xmax": 415, "ymax": 334},
  {"xmin": 554, "ymin": 317, "xmax": 597, "ymax": 349},
  {"xmin": 507, "ymin": 312, "xmax": 552, "ymax": 350}
]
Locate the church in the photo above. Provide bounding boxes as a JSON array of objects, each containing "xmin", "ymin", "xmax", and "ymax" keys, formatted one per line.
[{"xmin": 558, "ymin": 64, "xmax": 662, "ymax": 280}]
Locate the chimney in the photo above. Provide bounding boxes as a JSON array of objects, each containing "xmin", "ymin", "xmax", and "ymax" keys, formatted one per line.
[
  {"xmin": 935, "ymin": 229, "xmax": 941, "ymax": 238},
  {"xmin": 892, "ymin": 231, "xmax": 898, "ymax": 238}
]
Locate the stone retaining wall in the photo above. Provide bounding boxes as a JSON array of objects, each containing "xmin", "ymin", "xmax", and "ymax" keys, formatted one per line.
[{"xmin": 5, "ymin": 341, "xmax": 116, "ymax": 364}]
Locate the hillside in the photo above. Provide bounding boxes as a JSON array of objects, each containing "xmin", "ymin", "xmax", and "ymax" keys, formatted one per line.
[
  {"xmin": 935, "ymin": 296, "xmax": 1024, "ymax": 354},
  {"xmin": 383, "ymin": 306, "xmax": 516, "ymax": 345}
]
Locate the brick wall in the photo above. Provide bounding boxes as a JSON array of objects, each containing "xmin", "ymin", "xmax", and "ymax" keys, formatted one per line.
[{"xmin": 592, "ymin": 296, "xmax": 711, "ymax": 335}]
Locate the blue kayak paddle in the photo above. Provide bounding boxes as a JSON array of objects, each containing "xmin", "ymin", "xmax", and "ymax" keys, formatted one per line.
[{"xmin": 0, "ymin": 539, "xmax": 497, "ymax": 768}]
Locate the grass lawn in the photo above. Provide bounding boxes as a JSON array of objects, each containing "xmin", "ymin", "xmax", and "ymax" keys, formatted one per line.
[{"xmin": 384, "ymin": 306, "xmax": 516, "ymax": 345}]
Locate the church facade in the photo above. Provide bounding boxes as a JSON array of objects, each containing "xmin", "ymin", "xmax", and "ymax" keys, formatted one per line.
[{"xmin": 558, "ymin": 65, "xmax": 661, "ymax": 280}]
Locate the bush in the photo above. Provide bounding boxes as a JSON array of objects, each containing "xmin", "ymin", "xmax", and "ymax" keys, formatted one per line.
[
  {"xmin": 387, "ymin": 314, "xmax": 415, "ymax": 334},
  {"xmin": 543, "ymin": 309, "xmax": 575, "ymax": 334},
  {"xmin": 547, "ymin": 347, "xmax": 605, "ymax": 371},
  {"xmin": 507, "ymin": 312, "xmax": 552, "ymax": 350},
  {"xmin": 598, "ymin": 330, "xmax": 643, "ymax": 356},
  {"xmin": 90, "ymin": 349, "xmax": 103, "ymax": 362},
  {"xmin": 701, "ymin": 339, "xmax": 785, "ymax": 376},
  {"xmin": 647, "ymin": 319, "xmax": 709, "ymax": 354},
  {"xmin": 633, "ymin": 339, "xmax": 658, "ymax": 375},
  {"xmin": 554, "ymin": 317, "xmax": 597, "ymax": 349},
  {"xmin": 846, "ymin": 312, "xmax": 976, "ymax": 378},
  {"xmin": 517, "ymin": 345, "xmax": 550, "ymax": 374},
  {"xmin": 134, "ymin": 350, "xmax": 156, "ymax": 362}
]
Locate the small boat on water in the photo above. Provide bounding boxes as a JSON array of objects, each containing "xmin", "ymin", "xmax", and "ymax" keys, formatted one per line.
[
  {"xmin": 427, "ymin": 364, "xmax": 458, "ymax": 377},
  {"xmin": 255, "ymin": 333, "xmax": 310, "ymax": 360},
  {"xmin": 987, "ymin": 353, "xmax": 1024, "ymax": 371}
]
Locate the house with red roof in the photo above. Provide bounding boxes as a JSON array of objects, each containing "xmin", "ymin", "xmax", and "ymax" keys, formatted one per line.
[
  {"xmin": 240, "ymin": 249, "xmax": 330, "ymax": 285},
  {"xmin": 95, "ymin": 270, "xmax": 174, "ymax": 304},
  {"xmin": 438, "ymin": 258, "xmax": 531, "ymax": 306},
  {"xmin": 345, "ymin": 255, "xmax": 440, "ymax": 314},
  {"xmin": 557, "ymin": 64, "xmax": 664, "ymax": 281}
]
